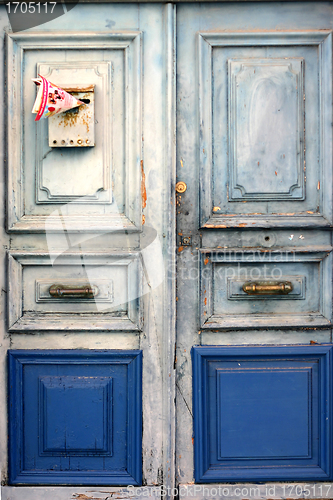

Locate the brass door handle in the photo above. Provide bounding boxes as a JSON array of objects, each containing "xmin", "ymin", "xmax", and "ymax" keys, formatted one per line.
[
  {"xmin": 49, "ymin": 285, "xmax": 99, "ymax": 298},
  {"xmin": 242, "ymin": 281, "xmax": 293, "ymax": 295}
]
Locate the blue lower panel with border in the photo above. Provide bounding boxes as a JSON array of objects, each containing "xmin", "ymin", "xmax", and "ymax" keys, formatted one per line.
[
  {"xmin": 192, "ymin": 345, "xmax": 332, "ymax": 482},
  {"xmin": 8, "ymin": 349, "xmax": 142, "ymax": 485}
]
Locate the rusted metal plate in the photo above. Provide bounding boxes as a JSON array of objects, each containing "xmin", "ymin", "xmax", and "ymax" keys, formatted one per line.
[{"xmin": 48, "ymin": 87, "xmax": 95, "ymax": 147}]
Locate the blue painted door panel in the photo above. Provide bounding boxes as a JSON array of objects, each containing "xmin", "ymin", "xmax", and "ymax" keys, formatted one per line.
[
  {"xmin": 8, "ymin": 350, "xmax": 142, "ymax": 485},
  {"xmin": 192, "ymin": 345, "xmax": 332, "ymax": 482}
]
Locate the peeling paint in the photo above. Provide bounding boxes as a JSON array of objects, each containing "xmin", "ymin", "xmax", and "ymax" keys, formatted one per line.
[
  {"xmin": 72, "ymin": 495, "xmax": 95, "ymax": 500},
  {"xmin": 205, "ymin": 224, "xmax": 227, "ymax": 228},
  {"xmin": 141, "ymin": 160, "xmax": 147, "ymax": 210}
]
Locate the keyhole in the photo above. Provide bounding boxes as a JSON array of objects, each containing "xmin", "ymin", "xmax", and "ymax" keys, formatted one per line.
[{"xmin": 265, "ymin": 236, "xmax": 270, "ymax": 242}]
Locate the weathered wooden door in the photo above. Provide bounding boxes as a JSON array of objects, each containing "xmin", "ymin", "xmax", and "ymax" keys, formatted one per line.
[
  {"xmin": 176, "ymin": 0, "xmax": 333, "ymax": 492},
  {"xmin": 0, "ymin": 2, "xmax": 176, "ymax": 499},
  {"xmin": 2, "ymin": 1, "xmax": 333, "ymax": 499}
]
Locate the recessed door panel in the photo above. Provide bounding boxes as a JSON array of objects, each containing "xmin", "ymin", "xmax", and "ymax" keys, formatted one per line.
[
  {"xmin": 199, "ymin": 32, "xmax": 333, "ymax": 228},
  {"xmin": 8, "ymin": 252, "xmax": 142, "ymax": 331},
  {"xmin": 200, "ymin": 248, "xmax": 332, "ymax": 329},
  {"xmin": 228, "ymin": 58, "xmax": 304, "ymax": 201},
  {"xmin": 7, "ymin": 32, "xmax": 142, "ymax": 232},
  {"xmin": 8, "ymin": 350, "xmax": 142, "ymax": 485},
  {"xmin": 192, "ymin": 345, "xmax": 331, "ymax": 482},
  {"xmin": 36, "ymin": 63, "xmax": 110, "ymax": 203}
]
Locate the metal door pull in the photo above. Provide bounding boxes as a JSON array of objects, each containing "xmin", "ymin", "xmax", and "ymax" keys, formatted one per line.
[
  {"xmin": 242, "ymin": 281, "xmax": 293, "ymax": 295},
  {"xmin": 49, "ymin": 285, "xmax": 99, "ymax": 298}
]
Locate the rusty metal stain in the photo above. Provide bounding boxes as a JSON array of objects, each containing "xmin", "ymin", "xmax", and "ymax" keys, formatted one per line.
[
  {"xmin": 178, "ymin": 246, "xmax": 184, "ymax": 253},
  {"xmin": 204, "ymin": 297, "xmax": 207, "ymax": 306},
  {"xmin": 318, "ymin": 180, "xmax": 320, "ymax": 189},
  {"xmin": 204, "ymin": 257, "xmax": 209, "ymax": 265},
  {"xmin": 213, "ymin": 206, "xmax": 221, "ymax": 212},
  {"xmin": 49, "ymin": 87, "xmax": 95, "ymax": 147},
  {"xmin": 205, "ymin": 224, "xmax": 227, "ymax": 228},
  {"xmin": 62, "ymin": 84, "xmax": 95, "ymax": 92},
  {"xmin": 141, "ymin": 160, "xmax": 147, "ymax": 210}
]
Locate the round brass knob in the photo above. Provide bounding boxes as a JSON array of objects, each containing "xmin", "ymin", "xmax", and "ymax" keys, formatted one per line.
[{"xmin": 176, "ymin": 181, "xmax": 187, "ymax": 194}]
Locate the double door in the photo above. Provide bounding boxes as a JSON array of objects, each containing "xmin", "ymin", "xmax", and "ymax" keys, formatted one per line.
[{"xmin": 1, "ymin": 1, "xmax": 333, "ymax": 499}]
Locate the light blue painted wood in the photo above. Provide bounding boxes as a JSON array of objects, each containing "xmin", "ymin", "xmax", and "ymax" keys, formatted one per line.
[
  {"xmin": 176, "ymin": 1, "xmax": 333, "ymax": 487},
  {"xmin": 7, "ymin": 252, "xmax": 142, "ymax": 331},
  {"xmin": 7, "ymin": 31, "xmax": 143, "ymax": 232},
  {"xmin": 2, "ymin": 2, "xmax": 177, "ymax": 496},
  {"xmin": 1, "ymin": 0, "xmax": 333, "ymax": 496},
  {"xmin": 200, "ymin": 248, "xmax": 333, "ymax": 329},
  {"xmin": 228, "ymin": 58, "xmax": 304, "ymax": 200},
  {"xmin": 199, "ymin": 31, "xmax": 333, "ymax": 228}
]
